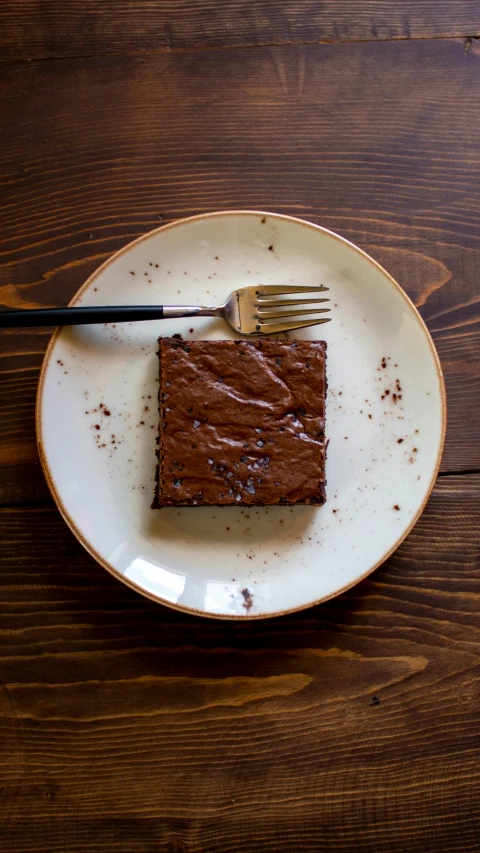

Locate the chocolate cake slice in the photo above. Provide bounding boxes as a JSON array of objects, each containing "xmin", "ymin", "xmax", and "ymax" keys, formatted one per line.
[{"xmin": 152, "ymin": 337, "xmax": 327, "ymax": 507}]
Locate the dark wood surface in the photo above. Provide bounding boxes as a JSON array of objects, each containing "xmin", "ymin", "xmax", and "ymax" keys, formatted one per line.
[
  {"xmin": 2, "ymin": 1, "xmax": 480, "ymax": 60},
  {"xmin": 1, "ymin": 4, "xmax": 479, "ymax": 852}
]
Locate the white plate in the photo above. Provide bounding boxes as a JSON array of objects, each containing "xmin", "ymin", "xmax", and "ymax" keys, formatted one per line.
[{"xmin": 37, "ymin": 212, "xmax": 446, "ymax": 619}]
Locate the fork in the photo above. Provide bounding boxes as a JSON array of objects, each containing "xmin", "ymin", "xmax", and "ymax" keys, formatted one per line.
[{"xmin": 0, "ymin": 284, "xmax": 330, "ymax": 335}]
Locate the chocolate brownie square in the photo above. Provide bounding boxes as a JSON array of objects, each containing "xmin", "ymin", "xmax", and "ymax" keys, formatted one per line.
[{"xmin": 152, "ymin": 337, "xmax": 327, "ymax": 507}]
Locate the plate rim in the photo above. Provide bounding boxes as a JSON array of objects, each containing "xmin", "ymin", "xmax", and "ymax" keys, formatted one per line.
[{"xmin": 35, "ymin": 210, "xmax": 447, "ymax": 619}]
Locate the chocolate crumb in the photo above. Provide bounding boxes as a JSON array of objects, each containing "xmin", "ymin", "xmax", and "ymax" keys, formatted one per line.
[
  {"xmin": 241, "ymin": 588, "xmax": 253, "ymax": 611},
  {"xmin": 268, "ymin": 245, "xmax": 274, "ymax": 251},
  {"xmin": 397, "ymin": 438, "xmax": 404, "ymax": 444},
  {"xmin": 393, "ymin": 504, "xmax": 400, "ymax": 511}
]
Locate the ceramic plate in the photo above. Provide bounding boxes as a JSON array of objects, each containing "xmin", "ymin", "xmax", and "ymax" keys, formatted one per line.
[{"xmin": 37, "ymin": 212, "xmax": 446, "ymax": 618}]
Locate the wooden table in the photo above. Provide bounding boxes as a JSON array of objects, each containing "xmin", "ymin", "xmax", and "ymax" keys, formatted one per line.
[{"xmin": 1, "ymin": 3, "xmax": 479, "ymax": 851}]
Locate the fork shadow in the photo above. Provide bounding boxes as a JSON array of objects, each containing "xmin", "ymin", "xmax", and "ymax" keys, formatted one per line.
[{"xmin": 61, "ymin": 315, "xmax": 233, "ymax": 354}]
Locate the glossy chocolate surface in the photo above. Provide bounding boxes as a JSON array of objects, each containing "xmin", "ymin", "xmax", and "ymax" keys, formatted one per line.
[{"xmin": 153, "ymin": 337, "xmax": 327, "ymax": 507}]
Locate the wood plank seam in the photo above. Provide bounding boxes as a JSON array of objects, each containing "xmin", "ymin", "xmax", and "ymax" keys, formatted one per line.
[{"xmin": 0, "ymin": 34, "xmax": 480, "ymax": 66}]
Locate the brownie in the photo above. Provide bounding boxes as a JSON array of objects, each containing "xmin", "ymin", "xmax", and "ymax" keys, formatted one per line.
[{"xmin": 152, "ymin": 337, "xmax": 327, "ymax": 508}]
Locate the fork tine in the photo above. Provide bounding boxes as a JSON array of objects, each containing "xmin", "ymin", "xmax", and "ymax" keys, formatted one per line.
[
  {"xmin": 257, "ymin": 297, "xmax": 330, "ymax": 311},
  {"xmin": 255, "ymin": 285, "xmax": 329, "ymax": 296},
  {"xmin": 258, "ymin": 307, "xmax": 331, "ymax": 320},
  {"xmin": 258, "ymin": 317, "xmax": 331, "ymax": 334}
]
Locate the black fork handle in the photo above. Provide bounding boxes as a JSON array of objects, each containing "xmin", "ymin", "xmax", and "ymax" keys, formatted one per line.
[{"xmin": 0, "ymin": 305, "xmax": 167, "ymax": 328}]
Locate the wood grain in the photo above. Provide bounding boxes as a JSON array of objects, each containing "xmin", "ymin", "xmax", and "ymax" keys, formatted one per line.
[
  {"xmin": 1, "ymin": 5, "xmax": 478, "ymax": 849},
  {"xmin": 1, "ymin": 38, "xmax": 479, "ymax": 505},
  {"xmin": 1, "ymin": 1, "xmax": 480, "ymax": 61},
  {"xmin": 0, "ymin": 475, "xmax": 479, "ymax": 852}
]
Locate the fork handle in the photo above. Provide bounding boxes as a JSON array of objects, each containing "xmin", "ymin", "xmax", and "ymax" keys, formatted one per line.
[{"xmin": 0, "ymin": 305, "xmax": 218, "ymax": 328}]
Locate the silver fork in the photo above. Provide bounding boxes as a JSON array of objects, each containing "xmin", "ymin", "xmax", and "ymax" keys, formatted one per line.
[
  {"xmin": 0, "ymin": 284, "xmax": 330, "ymax": 334},
  {"xmin": 164, "ymin": 284, "xmax": 330, "ymax": 334}
]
